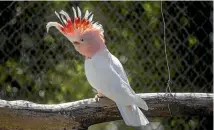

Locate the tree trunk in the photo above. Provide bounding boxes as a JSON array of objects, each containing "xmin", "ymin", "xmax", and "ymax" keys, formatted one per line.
[{"xmin": 0, "ymin": 93, "xmax": 212, "ymax": 130}]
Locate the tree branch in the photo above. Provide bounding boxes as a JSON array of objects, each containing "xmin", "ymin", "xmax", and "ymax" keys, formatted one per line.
[{"xmin": 0, "ymin": 93, "xmax": 212, "ymax": 130}]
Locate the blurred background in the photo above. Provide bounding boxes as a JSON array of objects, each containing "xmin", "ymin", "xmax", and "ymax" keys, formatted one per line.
[{"xmin": 0, "ymin": 1, "xmax": 213, "ymax": 130}]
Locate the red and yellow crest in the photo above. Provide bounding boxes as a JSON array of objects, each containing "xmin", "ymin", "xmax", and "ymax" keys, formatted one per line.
[{"xmin": 47, "ymin": 7, "xmax": 104, "ymax": 37}]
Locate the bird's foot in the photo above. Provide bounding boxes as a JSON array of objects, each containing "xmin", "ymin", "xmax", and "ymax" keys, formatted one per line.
[
  {"xmin": 164, "ymin": 92, "xmax": 174, "ymax": 97},
  {"xmin": 94, "ymin": 92, "xmax": 105, "ymax": 102}
]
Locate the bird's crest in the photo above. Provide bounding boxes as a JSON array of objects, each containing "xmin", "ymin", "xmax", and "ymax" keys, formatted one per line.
[{"xmin": 46, "ymin": 7, "xmax": 104, "ymax": 36}]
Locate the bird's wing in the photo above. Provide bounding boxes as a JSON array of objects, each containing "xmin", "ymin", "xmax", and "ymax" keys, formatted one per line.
[
  {"xmin": 90, "ymin": 53, "xmax": 135, "ymax": 105},
  {"xmin": 110, "ymin": 54, "xmax": 135, "ymax": 94},
  {"xmin": 109, "ymin": 54, "xmax": 148, "ymax": 110}
]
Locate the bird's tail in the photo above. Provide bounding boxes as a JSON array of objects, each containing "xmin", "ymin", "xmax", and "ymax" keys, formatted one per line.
[
  {"xmin": 134, "ymin": 95, "xmax": 148, "ymax": 110},
  {"xmin": 116, "ymin": 104, "xmax": 149, "ymax": 126}
]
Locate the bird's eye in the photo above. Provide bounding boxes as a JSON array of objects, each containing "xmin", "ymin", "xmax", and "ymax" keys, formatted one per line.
[{"xmin": 81, "ymin": 38, "xmax": 84, "ymax": 42}]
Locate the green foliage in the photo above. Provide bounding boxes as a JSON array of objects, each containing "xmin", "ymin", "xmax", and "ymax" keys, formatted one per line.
[{"xmin": 188, "ymin": 35, "xmax": 198, "ymax": 47}]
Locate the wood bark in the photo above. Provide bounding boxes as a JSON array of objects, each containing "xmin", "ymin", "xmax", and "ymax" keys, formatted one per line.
[{"xmin": 0, "ymin": 93, "xmax": 212, "ymax": 130}]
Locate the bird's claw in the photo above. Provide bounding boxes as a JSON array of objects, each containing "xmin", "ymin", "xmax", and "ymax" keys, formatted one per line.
[
  {"xmin": 94, "ymin": 94, "xmax": 105, "ymax": 102},
  {"xmin": 164, "ymin": 92, "xmax": 174, "ymax": 98}
]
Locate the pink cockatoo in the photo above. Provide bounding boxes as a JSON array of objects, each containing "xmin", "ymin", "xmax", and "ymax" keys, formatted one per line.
[{"xmin": 46, "ymin": 7, "xmax": 149, "ymax": 126}]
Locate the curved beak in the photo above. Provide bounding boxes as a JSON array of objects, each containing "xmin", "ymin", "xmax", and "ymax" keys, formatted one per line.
[{"xmin": 72, "ymin": 41, "xmax": 80, "ymax": 45}]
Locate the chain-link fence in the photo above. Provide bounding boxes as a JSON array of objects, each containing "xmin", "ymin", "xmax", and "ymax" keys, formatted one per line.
[{"xmin": 0, "ymin": 1, "xmax": 213, "ymax": 130}]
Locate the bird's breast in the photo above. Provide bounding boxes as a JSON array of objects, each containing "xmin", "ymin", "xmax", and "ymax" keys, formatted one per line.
[
  {"xmin": 84, "ymin": 60, "xmax": 96, "ymax": 88},
  {"xmin": 84, "ymin": 59, "xmax": 105, "ymax": 90},
  {"xmin": 84, "ymin": 56, "xmax": 113, "ymax": 92}
]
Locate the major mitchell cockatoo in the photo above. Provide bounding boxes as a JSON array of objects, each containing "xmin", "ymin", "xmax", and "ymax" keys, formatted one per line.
[{"xmin": 46, "ymin": 7, "xmax": 149, "ymax": 126}]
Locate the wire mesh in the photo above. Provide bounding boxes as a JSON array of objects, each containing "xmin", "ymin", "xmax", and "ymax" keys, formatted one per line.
[{"xmin": 0, "ymin": 1, "xmax": 213, "ymax": 130}]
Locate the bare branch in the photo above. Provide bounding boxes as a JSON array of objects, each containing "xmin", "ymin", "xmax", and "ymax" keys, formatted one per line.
[{"xmin": 0, "ymin": 93, "xmax": 212, "ymax": 130}]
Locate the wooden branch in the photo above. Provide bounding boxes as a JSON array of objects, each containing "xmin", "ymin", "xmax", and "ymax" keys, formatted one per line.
[{"xmin": 0, "ymin": 93, "xmax": 212, "ymax": 130}]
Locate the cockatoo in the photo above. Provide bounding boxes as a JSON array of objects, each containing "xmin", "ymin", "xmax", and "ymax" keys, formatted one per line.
[{"xmin": 46, "ymin": 7, "xmax": 149, "ymax": 126}]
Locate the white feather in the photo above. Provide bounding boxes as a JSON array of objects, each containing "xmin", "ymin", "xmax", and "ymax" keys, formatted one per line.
[
  {"xmin": 62, "ymin": 16, "xmax": 67, "ymax": 25},
  {"xmin": 117, "ymin": 104, "xmax": 149, "ymax": 126},
  {"xmin": 46, "ymin": 22, "xmax": 62, "ymax": 33},
  {"xmin": 88, "ymin": 14, "xmax": 93, "ymax": 22},
  {"xmin": 77, "ymin": 6, "xmax": 81, "ymax": 18},
  {"xmin": 59, "ymin": 10, "xmax": 71, "ymax": 21},
  {"xmin": 72, "ymin": 7, "xmax": 77, "ymax": 18},
  {"xmin": 84, "ymin": 10, "xmax": 89, "ymax": 19},
  {"xmin": 55, "ymin": 11, "xmax": 64, "ymax": 24}
]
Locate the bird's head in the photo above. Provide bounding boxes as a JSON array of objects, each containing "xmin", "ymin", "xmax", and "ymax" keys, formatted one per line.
[{"xmin": 46, "ymin": 7, "xmax": 105, "ymax": 58}]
